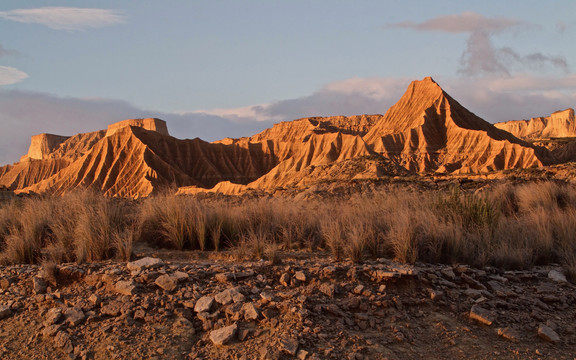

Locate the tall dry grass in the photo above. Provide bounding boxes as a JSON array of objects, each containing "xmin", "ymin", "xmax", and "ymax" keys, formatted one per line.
[
  {"xmin": 1, "ymin": 182, "xmax": 576, "ymax": 283},
  {"xmin": 0, "ymin": 191, "xmax": 134, "ymax": 264}
]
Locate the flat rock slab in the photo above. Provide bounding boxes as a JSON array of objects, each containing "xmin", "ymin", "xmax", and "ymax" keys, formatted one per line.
[
  {"xmin": 194, "ymin": 296, "xmax": 215, "ymax": 313},
  {"xmin": 155, "ymin": 274, "xmax": 178, "ymax": 292},
  {"xmin": 242, "ymin": 302, "xmax": 260, "ymax": 321},
  {"xmin": 548, "ymin": 270, "xmax": 567, "ymax": 283},
  {"xmin": 127, "ymin": 257, "xmax": 164, "ymax": 272},
  {"xmin": 210, "ymin": 323, "xmax": 238, "ymax": 346},
  {"xmin": 215, "ymin": 287, "xmax": 245, "ymax": 305},
  {"xmin": 538, "ymin": 324, "xmax": 560, "ymax": 343},
  {"xmin": 115, "ymin": 280, "xmax": 138, "ymax": 296},
  {"xmin": 497, "ymin": 327, "xmax": 520, "ymax": 342},
  {"xmin": 469, "ymin": 305, "xmax": 494, "ymax": 326}
]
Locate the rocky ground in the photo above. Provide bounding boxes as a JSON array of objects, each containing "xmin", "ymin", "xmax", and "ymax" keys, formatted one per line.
[{"xmin": 0, "ymin": 248, "xmax": 575, "ymax": 360}]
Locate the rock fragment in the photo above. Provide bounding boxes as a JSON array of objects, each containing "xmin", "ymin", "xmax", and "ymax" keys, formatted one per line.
[
  {"xmin": 538, "ymin": 324, "xmax": 560, "ymax": 343},
  {"xmin": 115, "ymin": 280, "xmax": 138, "ymax": 296},
  {"xmin": 0, "ymin": 306, "xmax": 12, "ymax": 320},
  {"xmin": 155, "ymin": 274, "xmax": 178, "ymax": 292},
  {"xmin": 88, "ymin": 294, "xmax": 101, "ymax": 306},
  {"xmin": 497, "ymin": 327, "xmax": 519, "ymax": 342},
  {"xmin": 280, "ymin": 336, "xmax": 299, "ymax": 356},
  {"xmin": 214, "ymin": 287, "xmax": 245, "ymax": 305},
  {"xmin": 42, "ymin": 325, "xmax": 61, "ymax": 337},
  {"xmin": 45, "ymin": 308, "xmax": 63, "ymax": 325},
  {"xmin": 294, "ymin": 271, "xmax": 307, "ymax": 282},
  {"xmin": 32, "ymin": 277, "xmax": 47, "ymax": 294},
  {"xmin": 209, "ymin": 323, "xmax": 238, "ymax": 346},
  {"xmin": 65, "ymin": 308, "xmax": 85, "ymax": 327},
  {"xmin": 469, "ymin": 305, "xmax": 494, "ymax": 326},
  {"xmin": 319, "ymin": 283, "xmax": 337, "ymax": 297},
  {"xmin": 101, "ymin": 302, "xmax": 123, "ymax": 317},
  {"xmin": 242, "ymin": 302, "xmax": 260, "ymax": 321},
  {"xmin": 54, "ymin": 331, "xmax": 74, "ymax": 353},
  {"xmin": 194, "ymin": 296, "xmax": 214, "ymax": 313},
  {"xmin": 548, "ymin": 270, "xmax": 567, "ymax": 283},
  {"xmin": 127, "ymin": 257, "xmax": 164, "ymax": 272},
  {"xmin": 280, "ymin": 273, "xmax": 291, "ymax": 287}
]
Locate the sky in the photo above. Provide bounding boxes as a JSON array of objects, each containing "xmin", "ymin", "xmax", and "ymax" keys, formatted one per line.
[{"xmin": 1, "ymin": 1, "xmax": 575, "ymax": 164}]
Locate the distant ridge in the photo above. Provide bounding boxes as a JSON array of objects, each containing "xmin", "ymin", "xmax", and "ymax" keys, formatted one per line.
[{"xmin": 495, "ymin": 108, "xmax": 576, "ymax": 140}]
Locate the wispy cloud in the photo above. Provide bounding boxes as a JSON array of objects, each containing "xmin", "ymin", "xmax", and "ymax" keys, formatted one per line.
[
  {"xmin": 0, "ymin": 65, "xmax": 28, "ymax": 85},
  {"xmin": 0, "ymin": 7, "xmax": 126, "ymax": 31},
  {"xmin": 393, "ymin": 11, "xmax": 523, "ymax": 34},
  {"xmin": 392, "ymin": 12, "xmax": 568, "ymax": 76}
]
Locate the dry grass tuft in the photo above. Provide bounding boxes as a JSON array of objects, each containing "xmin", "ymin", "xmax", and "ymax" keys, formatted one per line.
[{"xmin": 40, "ymin": 259, "xmax": 59, "ymax": 286}]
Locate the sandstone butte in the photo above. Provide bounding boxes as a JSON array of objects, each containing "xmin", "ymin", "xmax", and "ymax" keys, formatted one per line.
[
  {"xmin": 0, "ymin": 77, "xmax": 572, "ymax": 198},
  {"xmin": 495, "ymin": 108, "xmax": 576, "ymax": 140}
]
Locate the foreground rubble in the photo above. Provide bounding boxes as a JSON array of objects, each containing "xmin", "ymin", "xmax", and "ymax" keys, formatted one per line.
[{"xmin": 0, "ymin": 252, "xmax": 575, "ymax": 359}]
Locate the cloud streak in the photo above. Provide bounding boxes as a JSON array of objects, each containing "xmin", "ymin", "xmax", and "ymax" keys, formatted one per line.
[
  {"xmin": 0, "ymin": 7, "xmax": 126, "ymax": 31},
  {"xmin": 0, "ymin": 65, "xmax": 28, "ymax": 85},
  {"xmin": 393, "ymin": 12, "xmax": 568, "ymax": 76}
]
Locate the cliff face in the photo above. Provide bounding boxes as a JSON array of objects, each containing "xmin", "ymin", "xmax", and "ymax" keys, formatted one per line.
[
  {"xmin": 22, "ymin": 134, "xmax": 70, "ymax": 161},
  {"xmin": 495, "ymin": 108, "xmax": 576, "ymax": 140}
]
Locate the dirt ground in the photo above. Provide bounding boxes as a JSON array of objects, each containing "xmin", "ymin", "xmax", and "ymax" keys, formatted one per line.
[{"xmin": 0, "ymin": 247, "xmax": 575, "ymax": 359}]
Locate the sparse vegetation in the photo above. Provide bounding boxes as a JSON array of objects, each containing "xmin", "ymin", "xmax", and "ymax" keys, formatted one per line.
[{"xmin": 1, "ymin": 181, "xmax": 576, "ymax": 282}]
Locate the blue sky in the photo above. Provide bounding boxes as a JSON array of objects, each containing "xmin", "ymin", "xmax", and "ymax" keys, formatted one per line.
[{"xmin": 1, "ymin": 1, "xmax": 575, "ymax": 164}]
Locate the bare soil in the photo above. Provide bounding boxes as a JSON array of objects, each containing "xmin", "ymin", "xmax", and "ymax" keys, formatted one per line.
[{"xmin": 0, "ymin": 246, "xmax": 575, "ymax": 360}]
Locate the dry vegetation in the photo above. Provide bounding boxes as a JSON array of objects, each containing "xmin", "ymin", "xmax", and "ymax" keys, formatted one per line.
[{"xmin": 1, "ymin": 182, "xmax": 576, "ymax": 281}]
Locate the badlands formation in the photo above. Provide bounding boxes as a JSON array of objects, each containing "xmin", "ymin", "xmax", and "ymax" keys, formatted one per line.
[
  {"xmin": 0, "ymin": 77, "xmax": 574, "ymax": 197},
  {"xmin": 1, "ymin": 78, "xmax": 576, "ymax": 360}
]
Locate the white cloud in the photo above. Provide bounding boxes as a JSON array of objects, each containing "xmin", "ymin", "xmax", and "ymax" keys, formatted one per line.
[
  {"xmin": 0, "ymin": 7, "xmax": 125, "ymax": 31},
  {"xmin": 190, "ymin": 105, "xmax": 274, "ymax": 122},
  {"xmin": 0, "ymin": 65, "xmax": 28, "ymax": 85}
]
